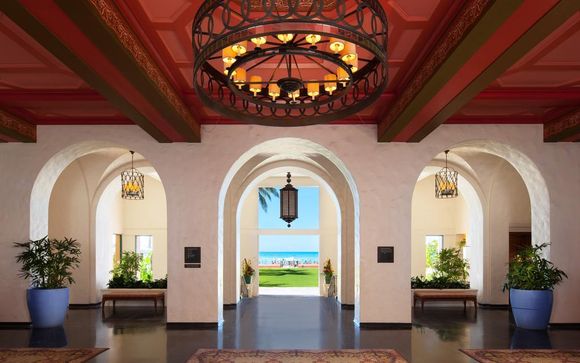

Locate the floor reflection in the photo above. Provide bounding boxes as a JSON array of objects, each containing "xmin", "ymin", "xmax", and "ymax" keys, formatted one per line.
[
  {"xmin": 510, "ymin": 328, "xmax": 552, "ymax": 349},
  {"xmin": 29, "ymin": 327, "xmax": 67, "ymax": 348}
]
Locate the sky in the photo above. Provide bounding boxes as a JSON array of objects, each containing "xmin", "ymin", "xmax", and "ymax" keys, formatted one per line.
[
  {"xmin": 259, "ymin": 235, "xmax": 319, "ymax": 252},
  {"xmin": 258, "ymin": 186, "xmax": 320, "ymax": 229}
]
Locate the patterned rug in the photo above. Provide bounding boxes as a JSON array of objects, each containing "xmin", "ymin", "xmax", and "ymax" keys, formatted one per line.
[
  {"xmin": 188, "ymin": 349, "xmax": 408, "ymax": 362},
  {"xmin": 0, "ymin": 347, "xmax": 108, "ymax": 362},
  {"xmin": 461, "ymin": 349, "xmax": 580, "ymax": 363}
]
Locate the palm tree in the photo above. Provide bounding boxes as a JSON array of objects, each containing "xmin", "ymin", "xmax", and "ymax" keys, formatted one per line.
[{"xmin": 258, "ymin": 187, "xmax": 279, "ymax": 212}]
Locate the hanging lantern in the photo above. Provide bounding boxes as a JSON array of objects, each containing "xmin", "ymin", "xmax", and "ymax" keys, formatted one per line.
[
  {"xmin": 435, "ymin": 150, "xmax": 458, "ymax": 199},
  {"xmin": 280, "ymin": 172, "xmax": 298, "ymax": 228},
  {"xmin": 121, "ymin": 151, "xmax": 144, "ymax": 200}
]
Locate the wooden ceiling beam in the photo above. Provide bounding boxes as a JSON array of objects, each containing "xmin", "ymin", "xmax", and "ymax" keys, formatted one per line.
[
  {"xmin": 377, "ymin": 0, "xmax": 579, "ymax": 142},
  {"xmin": 1, "ymin": 0, "xmax": 200, "ymax": 142},
  {"xmin": 544, "ymin": 109, "xmax": 580, "ymax": 142},
  {"xmin": 0, "ymin": 109, "xmax": 36, "ymax": 143}
]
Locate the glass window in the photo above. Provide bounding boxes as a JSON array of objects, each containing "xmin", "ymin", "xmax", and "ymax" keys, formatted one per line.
[
  {"xmin": 135, "ymin": 235, "xmax": 153, "ymax": 281},
  {"xmin": 425, "ymin": 235, "xmax": 443, "ymax": 277}
]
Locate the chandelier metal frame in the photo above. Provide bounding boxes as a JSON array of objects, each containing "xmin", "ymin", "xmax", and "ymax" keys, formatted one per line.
[
  {"xmin": 121, "ymin": 151, "xmax": 144, "ymax": 200},
  {"xmin": 435, "ymin": 150, "xmax": 458, "ymax": 199},
  {"xmin": 192, "ymin": 0, "xmax": 388, "ymax": 126}
]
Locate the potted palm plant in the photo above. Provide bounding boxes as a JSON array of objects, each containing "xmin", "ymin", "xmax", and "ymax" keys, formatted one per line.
[
  {"xmin": 242, "ymin": 258, "xmax": 255, "ymax": 284},
  {"xmin": 14, "ymin": 236, "xmax": 81, "ymax": 328},
  {"xmin": 504, "ymin": 243, "xmax": 567, "ymax": 330},
  {"xmin": 323, "ymin": 258, "xmax": 334, "ymax": 284}
]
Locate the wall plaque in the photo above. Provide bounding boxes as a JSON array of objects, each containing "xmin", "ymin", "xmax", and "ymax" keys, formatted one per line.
[
  {"xmin": 184, "ymin": 247, "xmax": 201, "ymax": 268},
  {"xmin": 377, "ymin": 246, "xmax": 394, "ymax": 263}
]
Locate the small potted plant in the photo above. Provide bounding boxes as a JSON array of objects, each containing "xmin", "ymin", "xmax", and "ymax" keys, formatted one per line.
[
  {"xmin": 242, "ymin": 258, "xmax": 255, "ymax": 284},
  {"xmin": 14, "ymin": 236, "xmax": 81, "ymax": 328},
  {"xmin": 504, "ymin": 243, "xmax": 567, "ymax": 330},
  {"xmin": 323, "ymin": 258, "xmax": 334, "ymax": 284}
]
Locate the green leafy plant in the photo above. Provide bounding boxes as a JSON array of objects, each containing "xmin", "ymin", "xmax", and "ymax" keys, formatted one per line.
[
  {"xmin": 412, "ymin": 247, "xmax": 470, "ymax": 289},
  {"xmin": 110, "ymin": 251, "xmax": 141, "ymax": 284},
  {"xmin": 107, "ymin": 276, "xmax": 167, "ymax": 289},
  {"xmin": 258, "ymin": 187, "xmax": 279, "ymax": 212},
  {"xmin": 323, "ymin": 258, "xmax": 334, "ymax": 278},
  {"xmin": 14, "ymin": 236, "xmax": 81, "ymax": 289},
  {"xmin": 503, "ymin": 243, "xmax": 567, "ymax": 291},
  {"xmin": 411, "ymin": 275, "xmax": 469, "ymax": 289},
  {"xmin": 139, "ymin": 252, "xmax": 153, "ymax": 282},
  {"xmin": 434, "ymin": 247, "xmax": 469, "ymax": 282},
  {"xmin": 242, "ymin": 258, "xmax": 255, "ymax": 278}
]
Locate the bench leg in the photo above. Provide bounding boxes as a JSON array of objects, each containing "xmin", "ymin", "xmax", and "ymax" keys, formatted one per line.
[
  {"xmin": 113, "ymin": 300, "xmax": 116, "ymax": 314},
  {"xmin": 101, "ymin": 300, "xmax": 105, "ymax": 319},
  {"xmin": 464, "ymin": 300, "xmax": 467, "ymax": 313},
  {"xmin": 154, "ymin": 298, "xmax": 158, "ymax": 313}
]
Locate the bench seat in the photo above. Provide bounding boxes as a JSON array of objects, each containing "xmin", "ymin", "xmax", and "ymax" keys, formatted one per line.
[
  {"xmin": 101, "ymin": 291, "xmax": 165, "ymax": 318},
  {"xmin": 413, "ymin": 290, "xmax": 477, "ymax": 314}
]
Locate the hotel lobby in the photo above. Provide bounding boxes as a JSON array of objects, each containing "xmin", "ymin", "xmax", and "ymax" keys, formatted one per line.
[{"xmin": 0, "ymin": 1, "xmax": 579, "ymax": 362}]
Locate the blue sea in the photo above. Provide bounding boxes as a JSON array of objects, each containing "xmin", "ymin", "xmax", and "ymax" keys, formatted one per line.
[{"xmin": 259, "ymin": 251, "xmax": 319, "ymax": 266}]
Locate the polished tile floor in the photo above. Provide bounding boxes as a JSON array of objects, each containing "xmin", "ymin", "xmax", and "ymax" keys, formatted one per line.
[{"xmin": 0, "ymin": 296, "xmax": 579, "ymax": 362}]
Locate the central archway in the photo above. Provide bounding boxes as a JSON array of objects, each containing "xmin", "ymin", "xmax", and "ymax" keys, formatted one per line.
[{"xmin": 218, "ymin": 138, "xmax": 360, "ymax": 324}]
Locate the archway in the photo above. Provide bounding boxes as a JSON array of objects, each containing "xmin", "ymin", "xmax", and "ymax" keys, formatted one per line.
[
  {"xmin": 32, "ymin": 143, "xmax": 168, "ymax": 304},
  {"xmin": 218, "ymin": 138, "xmax": 360, "ymax": 324},
  {"xmin": 235, "ymin": 166, "xmax": 342, "ymax": 298},
  {"xmin": 411, "ymin": 141, "xmax": 544, "ymax": 307}
]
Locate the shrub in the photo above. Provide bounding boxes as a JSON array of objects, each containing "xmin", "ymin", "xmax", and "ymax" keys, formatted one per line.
[
  {"xmin": 411, "ymin": 247, "xmax": 470, "ymax": 289},
  {"xmin": 434, "ymin": 247, "xmax": 469, "ymax": 282},
  {"xmin": 504, "ymin": 243, "xmax": 567, "ymax": 291},
  {"xmin": 411, "ymin": 275, "xmax": 469, "ymax": 289}
]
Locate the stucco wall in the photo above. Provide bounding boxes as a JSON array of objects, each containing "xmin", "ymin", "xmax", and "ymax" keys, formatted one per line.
[{"xmin": 0, "ymin": 124, "xmax": 578, "ymax": 324}]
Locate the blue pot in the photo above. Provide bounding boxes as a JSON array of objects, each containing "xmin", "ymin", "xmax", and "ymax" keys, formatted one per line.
[
  {"xmin": 510, "ymin": 288, "xmax": 553, "ymax": 330},
  {"xmin": 27, "ymin": 288, "xmax": 69, "ymax": 328}
]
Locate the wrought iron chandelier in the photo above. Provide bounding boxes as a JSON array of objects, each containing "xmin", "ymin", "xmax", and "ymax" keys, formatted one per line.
[
  {"xmin": 192, "ymin": 0, "xmax": 388, "ymax": 126},
  {"xmin": 121, "ymin": 151, "xmax": 144, "ymax": 200},
  {"xmin": 435, "ymin": 150, "xmax": 458, "ymax": 199},
  {"xmin": 280, "ymin": 172, "xmax": 298, "ymax": 227}
]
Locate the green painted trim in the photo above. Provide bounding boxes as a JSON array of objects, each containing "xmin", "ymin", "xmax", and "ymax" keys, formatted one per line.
[
  {"xmin": 378, "ymin": 0, "xmax": 521, "ymax": 142},
  {"xmin": 0, "ymin": 1, "xmax": 171, "ymax": 143},
  {"xmin": 411, "ymin": 0, "xmax": 580, "ymax": 142},
  {"xmin": 55, "ymin": 0, "xmax": 200, "ymax": 142}
]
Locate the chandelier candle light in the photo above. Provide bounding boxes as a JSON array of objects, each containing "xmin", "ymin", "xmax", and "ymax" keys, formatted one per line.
[
  {"xmin": 192, "ymin": 0, "xmax": 388, "ymax": 126},
  {"xmin": 121, "ymin": 151, "xmax": 144, "ymax": 200},
  {"xmin": 435, "ymin": 150, "xmax": 458, "ymax": 199}
]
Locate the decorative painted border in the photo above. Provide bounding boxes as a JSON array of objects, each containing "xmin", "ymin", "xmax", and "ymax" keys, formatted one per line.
[
  {"xmin": 545, "ymin": 109, "xmax": 580, "ymax": 142},
  {"xmin": 380, "ymin": 0, "xmax": 493, "ymax": 134},
  {"xmin": 0, "ymin": 110, "xmax": 36, "ymax": 142},
  {"xmin": 86, "ymin": 0, "xmax": 199, "ymax": 136}
]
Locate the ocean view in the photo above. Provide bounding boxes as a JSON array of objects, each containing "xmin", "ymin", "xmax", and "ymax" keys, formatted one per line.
[{"xmin": 259, "ymin": 251, "xmax": 319, "ymax": 266}]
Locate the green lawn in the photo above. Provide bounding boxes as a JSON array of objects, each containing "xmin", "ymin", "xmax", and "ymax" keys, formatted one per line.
[{"xmin": 259, "ymin": 268, "xmax": 319, "ymax": 287}]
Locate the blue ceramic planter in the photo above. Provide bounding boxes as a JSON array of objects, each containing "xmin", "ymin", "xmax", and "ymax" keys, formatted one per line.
[
  {"xmin": 27, "ymin": 288, "xmax": 69, "ymax": 328},
  {"xmin": 510, "ymin": 288, "xmax": 553, "ymax": 330}
]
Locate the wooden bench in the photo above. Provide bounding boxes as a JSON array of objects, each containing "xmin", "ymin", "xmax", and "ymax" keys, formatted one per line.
[
  {"xmin": 101, "ymin": 292, "xmax": 165, "ymax": 318},
  {"xmin": 413, "ymin": 290, "xmax": 477, "ymax": 315}
]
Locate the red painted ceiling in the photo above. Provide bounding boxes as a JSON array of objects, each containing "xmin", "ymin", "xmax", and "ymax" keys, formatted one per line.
[{"xmin": 0, "ymin": 1, "xmax": 578, "ymax": 131}]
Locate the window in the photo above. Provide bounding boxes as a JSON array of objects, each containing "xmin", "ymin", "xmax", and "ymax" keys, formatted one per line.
[
  {"xmin": 258, "ymin": 186, "xmax": 320, "ymax": 229},
  {"xmin": 112, "ymin": 234, "xmax": 122, "ymax": 266},
  {"xmin": 425, "ymin": 235, "xmax": 443, "ymax": 277},
  {"xmin": 135, "ymin": 235, "xmax": 153, "ymax": 280}
]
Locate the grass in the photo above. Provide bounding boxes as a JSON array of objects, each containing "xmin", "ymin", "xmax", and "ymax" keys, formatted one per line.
[{"xmin": 259, "ymin": 268, "xmax": 319, "ymax": 287}]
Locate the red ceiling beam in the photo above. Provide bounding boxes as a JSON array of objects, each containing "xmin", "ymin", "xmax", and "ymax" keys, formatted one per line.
[
  {"xmin": 544, "ymin": 109, "xmax": 580, "ymax": 142},
  {"xmin": 1, "ymin": 0, "xmax": 201, "ymax": 142},
  {"xmin": 378, "ymin": 0, "xmax": 579, "ymax": 142},
  {"xmin": 0, "ymin": 89, "xmax": 104, "ymax": 102},
  {"xmin": 475, "ymin": 88, "xmax": 580, "ymax": 101},
  {"xmin": 0, "ymin": 109, "xmax": 36, "ymax": 142},
  {"xmin": 446, "ymin": 115, "xmax": 543, "ymax": 125}
]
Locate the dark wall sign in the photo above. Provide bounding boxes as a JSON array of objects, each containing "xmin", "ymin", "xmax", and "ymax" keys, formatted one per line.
[
  {"xmin": 377, "ymin": 246, "xmax": 394, "ymax": 263},
  {"xmin": 184, "ymin": 247, "xmax": 201, "ymax": 268}
]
